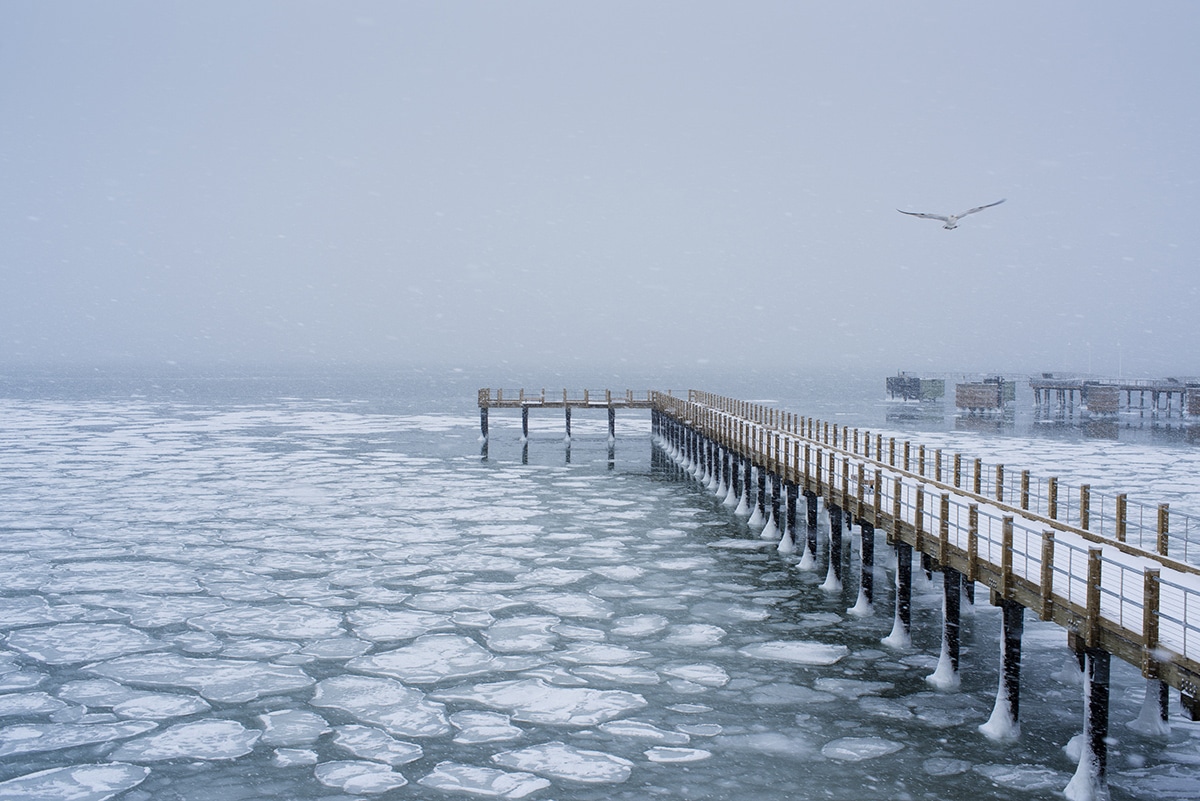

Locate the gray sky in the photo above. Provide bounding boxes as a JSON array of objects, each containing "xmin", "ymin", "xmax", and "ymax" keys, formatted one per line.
[{"xmin": 3, "ymin": 2, "xmax": 1197, "ymax": 377}]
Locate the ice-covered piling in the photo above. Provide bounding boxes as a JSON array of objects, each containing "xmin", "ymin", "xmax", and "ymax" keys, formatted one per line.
[
  {"xmin": 882, "ymin": 541, "xmax": 913, "ymax": 649},
  {"xmin": 1064, "ymin": 648, "xmax": 1111, "ymax": 800},
  {"xmin": 927, "ymin": 568, "xmax": 962, "ymax": 690},
  {"xmin": 981, "ymin": 599, "xmax": 1025, "ymax": 741},
  {"xmin": 821, "ymin": 505, "xmax": 844, "ymax": 592}
]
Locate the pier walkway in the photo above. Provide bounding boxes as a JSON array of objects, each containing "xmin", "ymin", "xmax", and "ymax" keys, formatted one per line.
[{"xmin": 479, "ymin": 386, "xmax": 1200, "ymax": 796}]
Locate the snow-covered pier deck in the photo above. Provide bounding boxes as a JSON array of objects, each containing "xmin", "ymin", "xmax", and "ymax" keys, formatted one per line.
[
  {"xmin": 650, "ymin": 388, "xmax": 1200, "ymax": 796},
  {"xmin": 477, "ymin": 388, "xmax": 656, "ymax": 443}
]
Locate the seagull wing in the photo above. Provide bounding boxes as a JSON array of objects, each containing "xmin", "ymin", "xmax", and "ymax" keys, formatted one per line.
[
  {"xmin": 897, "ymin": 209, "xmax": 951, "ymax": 222},
  {"xmin": 957, "ymin": 199, "xmax": 1006, "ymax": 218}
]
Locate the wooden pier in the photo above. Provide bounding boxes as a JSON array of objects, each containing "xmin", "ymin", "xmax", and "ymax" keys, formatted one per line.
[
  {"xmin": 1030, "ymin": 375, "xmax": 1199, "ymax": 416},
  {"xmin": 480, "ymin": 386, "xmax": 1200, "ymax": 794},
  {"xmin": 477, "ymin": 388, "xmax": 655, "ymax": 443},
  {"xmin": 648, "ymin": 390, "xmax": 1199, "ymax": 797}
]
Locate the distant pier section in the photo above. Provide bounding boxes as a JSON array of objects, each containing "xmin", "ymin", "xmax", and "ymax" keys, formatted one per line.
[
  {"xmin": 477, "ymin": 388, "xmax": 655, "ymax": 441},
  {"xmin": 1030, "ymin": 374, "xmax": 1200, "ymax": 416},
  {"xmin": 887, "ymin": 372, "xmax": 1200, "ymax": 417}
]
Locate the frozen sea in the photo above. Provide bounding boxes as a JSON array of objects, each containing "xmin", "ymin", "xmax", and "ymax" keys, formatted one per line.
[{"xmin": 0, "ymin": 367, "xmax": 1198, "ymax": 801}]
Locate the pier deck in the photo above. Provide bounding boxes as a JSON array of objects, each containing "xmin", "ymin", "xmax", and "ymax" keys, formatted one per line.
[{"xmin": 650, "ymin": 389, "xmax": 1200, "ymax": 717}]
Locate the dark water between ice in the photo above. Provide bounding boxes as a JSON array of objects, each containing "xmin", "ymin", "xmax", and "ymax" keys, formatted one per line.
[{"xmin": 0, "ymin": 367, "xmax": 1196, "ymax": 800}]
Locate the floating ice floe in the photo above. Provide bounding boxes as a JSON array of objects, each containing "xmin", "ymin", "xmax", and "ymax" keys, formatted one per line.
[
  {"xmin": 661, "ymin": 623, "xmax": 726, "ymax": 647},
  {"xmin": 407, "ymin": 591, "xmax": 523, "ymax": 613},
  {"xmin": 738, "ymin": 641, "xmax": 849, "ymax": 665},
  {"xmin": 56, "ymin": 678, "xmax": 208, "ymax": 723},
  {"xmin": 0, "ymin": 721, "xmax": 157, "ymax": 757},
  {"xmin": 299, "ymin": 637, "xmax": 372, "ymax": 660},
  {"xmin": 598, "ymin": 719, "xmax": 690, "ymax": 744},
  {"xmin": 348, "ymin": 633, "xmax": 540, "ymax": 684},
  {"xmin": 273, "ymin": 747, "xmax": 318, "ymax": 767},
  {"xmin": 40, "ymin": 560, "xmax": 200, "ymax": 594},
  {"xmin": 332, "ymin": 725, "xmax": 423, "ymax": 765},
  {"xmin": 258, "ymin": 709, "xmax": 331, "ymax": 746},
  {"xmin": 311, "ymin": 675, "xmax": 450, "ymax": 738},
  {"xmin": 450, "ymin": 710, "xmax": 524, "ymax": 743},
  {"xmin": 87, "ymin": 654, "xmax": 314, "ymax": 703},
  {"xmin": 7, "ymin": 623, "xmax": 161, "ymax": 665},
  {"xmin": 522, "ymin": 592, "xmax": 613, "ymax": 619},
  {"xmin": 0, "ymin": 596, "xmax": 89, "ymax": 628},
  {"xmin": 483, "ymin": 615, "xmax": 560, "ymax": 653},
  {"xmin": 660, "ymin": 663, "xmax": 729, "ymax": 687},
  {"xmin": 813, "ymin": 677, "xmax": 892, "ymax": 699},
  {"xmin": 188, "ymin": 604, "xmax": 345, "ymax": 639},
  {"xmin": 715, "ymin": 730, "xmax": 815, "ymax": 757},
  {"xmin": 520, "ymin": 567, "xmax": 589, "ymax": 586},
  {"xmin": 590, "ymin": 565, "xmax": 645, "ymax": 581},
  {"xmin": 570, "ymin": 665, "xmax": 661, "ymax": 685},
  {"xmin": 610, "ymin": 614, "xmax": 669, "ymax": 637},
  {"xmin": 346, "ymin": 607, "xmax": 454, "ymax": 642},
  {"xmin": 314, "ymin": 760, "xmax": 408, "ymax": 794},
  {"xmin": 111, "ymin": 718, "xmax": 259, "ymax": 761},
  {"xmin": 821, "ymin": 736, "xmax": 904, "ymax": 761},
  {"xmin": 492, "ymin": 740, "xmax": 634, "ymax": 784},
  {"xmin": 973, "ymin": 762, "xmax": 1069, "ymax": 792},
  {"xmin": 417, "ymin": 761, "xmax": 550, "ymax": 798},
  {"xmin": 645, "ymin": 746, "xmax": 712, "ymax": 763},
  {"xmin": 73, "ymin": 592, "xmax": 229, "ymax": 627},
  {"xmin": 432, "ymin": 678, "xmax": 647, "ymax": 726},
  {"xmin": 556, "ymin": 642, "xmax": 651, "ymax": 665},
  {"xmin": 0, "ymin": 762, "xmax": 149, "ymax": 800},
  {"xmin": 746, "ymin": 682, "xmax": 838, "ymax": 706},
  {"xmin": 0, "ymin": 691, "xmax": 66, "ymax": 717}
]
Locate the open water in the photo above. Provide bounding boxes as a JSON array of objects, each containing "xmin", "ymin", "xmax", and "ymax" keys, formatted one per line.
[{"xmin": 1, "ymin": 367, "xmax": 1198, "ymax": 801}]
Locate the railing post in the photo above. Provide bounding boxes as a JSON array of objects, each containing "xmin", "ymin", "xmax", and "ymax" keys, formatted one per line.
[
  {"xmin": 1000, "ymin": 516, "xmax": 1014, "ymax": 600},
  {"xmin": 973, "ymin": 458, "xmax": 982, "ymax": 496},
  {"xmin": 1086, "ymin": 548, "xmax": 1103, "ymax": 648},
  {"xmin": 1021, "ymin": 470, "xmax": 1030, "ymax": 511},
  {"xmin": 914, "ymin": 486, "xmax": 925, "ymax": 552},
  {"xmin": 903, "ymin": 441, "xmax": 911, "ymax": 472},
  {"xmin": 1040, "ymin": 531, "xmax": 1055, "ymax": 620},
  {"xmin": 953, "ymin": 453, "xmax": 962, "ymax": 488},
  {"xmin": 996, "ymin": 464, "xmax": 1005, "ymax": 503},
  {"xmin": 1142, "ymin": 568, "xmax": 1160, "ymax": 677},
  {"xmin": 1049, "ymin": 477, "xmax": 1059, "ymax": 520},
  {"xmin": 1115, "ymin": 494, "xmax": 1127, "ymax": 543},
  {"xmin": 935, "ymin": 449, "xmax": 943, "ymax": 483},
  {"xmin": 939, "ymin": 493, "xmax": 951, "ymax": 562},
  {"xmin": 1080, "ymin": 484, "xmax": 1091, "ymax": 530},
  {"xmin": 967, "ymin": 504, "xmax": 979, "ymax": 582},
  {"xmin": 1157, "ymin": 504, "xmax": 1170, "ymax": 557}
]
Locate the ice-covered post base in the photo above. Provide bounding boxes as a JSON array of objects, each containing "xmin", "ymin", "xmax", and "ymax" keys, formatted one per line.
[
  {"xmin": 1065, "ymin": 648, "xmax": 1110, "ymax": 801},
  {"xmin": 805, "ymin": 492, "xmax": 819, "ymax": 563},
  {"xmin": 822, "ymin": 504, "xmax": 843, "ymax": 592},
  {"xmin": 1128, "ymin": 678, "xmax": 1170, "ymax": 736},
  {"xmin": 981, "ymin": 599, "xmax": 1024, "ymax": 740},
  {"xmin": 928, "ymin": 568, "xmax": 962, "ymax": 689},
  {"xmin": 848, "ymin": 520, "xmax": 875, "ymax": 616},
  {"xmin": 785, "ymin": 483, "xmax": 798, "ymax": 543},
  {"xmin": 748, "ymin": 469, "xmax": 767, "ymax": 527},
  {"xmin": 882, "ymin": 540, "xmax": 913, "ymax": 648}
]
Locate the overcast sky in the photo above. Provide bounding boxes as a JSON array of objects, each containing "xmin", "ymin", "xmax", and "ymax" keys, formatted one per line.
[{"xmin": 3, "ymin": 2, "xmax": 1197, "ymax": 378}]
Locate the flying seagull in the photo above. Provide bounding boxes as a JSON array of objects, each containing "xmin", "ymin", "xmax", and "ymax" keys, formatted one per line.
[{"xmin": 897, "ymin": 198, "xmax": 1006, "ymax": 229}]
